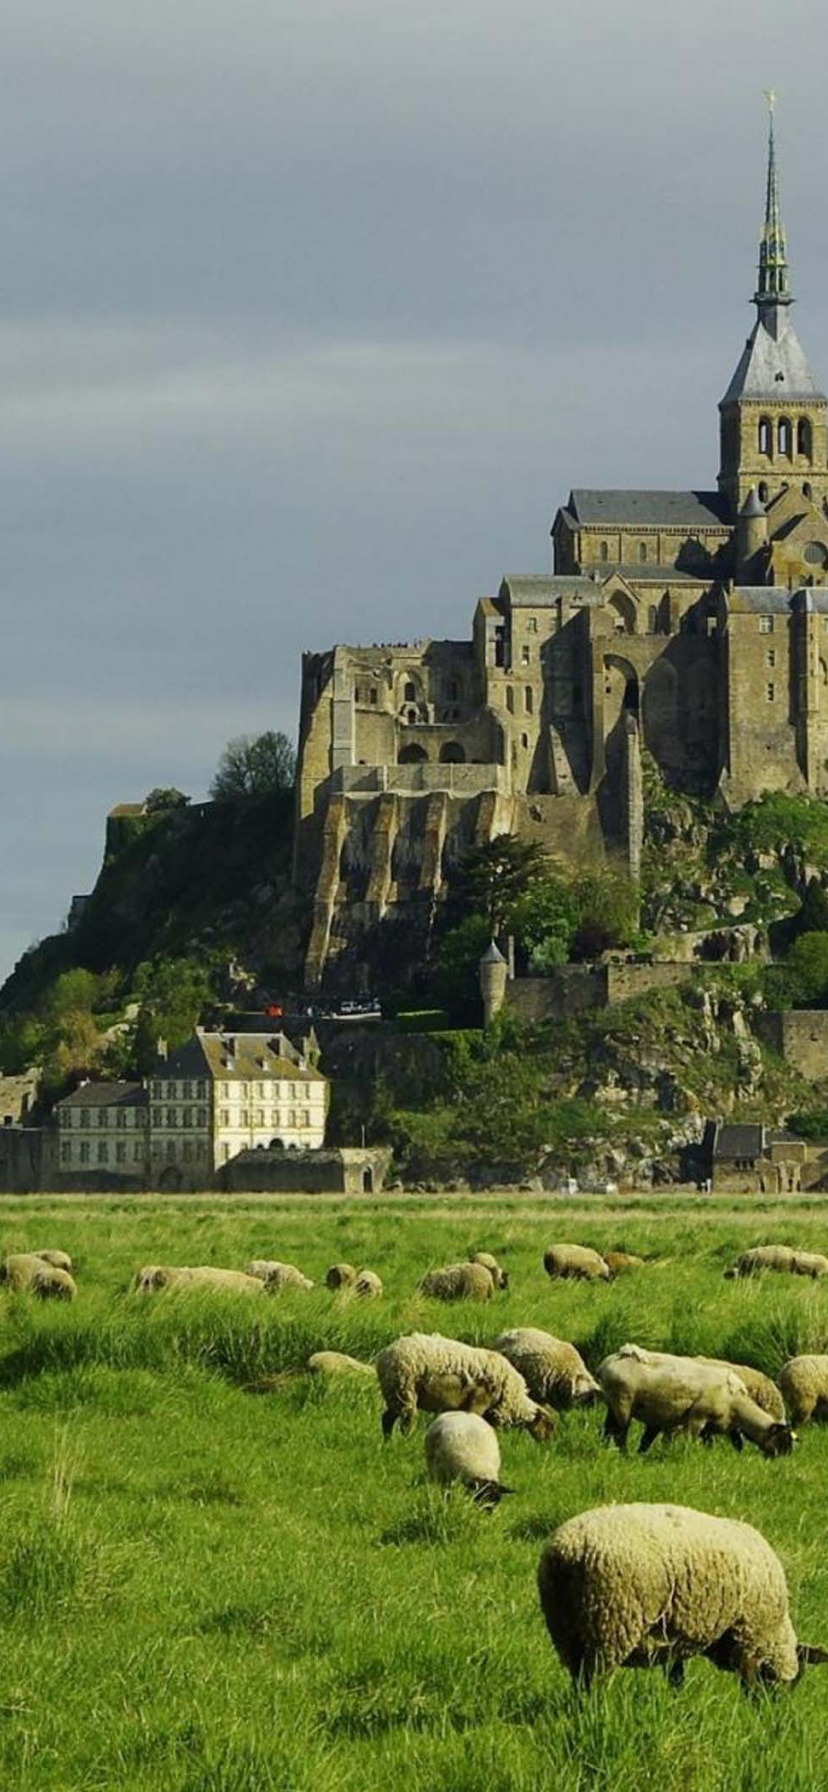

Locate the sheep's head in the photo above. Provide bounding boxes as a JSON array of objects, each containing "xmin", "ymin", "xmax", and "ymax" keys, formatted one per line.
[
  {"xmin": 759, "ymin": 1422, "xmax": 796, "ymax": 1457},
  {"xmin": 795, "ymin": 1643, "xmax": 828, "ymax": 1680},
  {"xmin": 528, "ymin": 1405, "xmax": 556, "ymax": 1442}
]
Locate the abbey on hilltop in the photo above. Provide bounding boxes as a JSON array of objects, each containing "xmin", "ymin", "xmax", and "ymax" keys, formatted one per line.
[{"xmin": 295, "ymin": 109, "xmax": 828, "ymax": 988}]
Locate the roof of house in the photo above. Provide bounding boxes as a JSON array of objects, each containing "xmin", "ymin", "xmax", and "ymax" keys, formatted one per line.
[
  {"xmin": 56, "ymin": 1081, "xmax": 147, "ymax": 1110},
  {"xmin": 154, "ymin": 1030, "xmax": 326, "ymax": 1085},
  {"xmin": 712, "ymin": 1122, "xmax": 765, "ymax": 1160},
  {"xmin": 568, "ymin": 490, "xmax": 730, "ymax": 529}
]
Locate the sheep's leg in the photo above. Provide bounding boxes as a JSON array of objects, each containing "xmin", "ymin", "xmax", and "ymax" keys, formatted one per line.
[
  {"xmin": 665, "ymin": 1656, "xmax": 685, "ymax": 1689},
  {"xmin": 381, "ymin": 1408, "xmax": 397, "ymax": 1439},
  {"xmin": 603, "ymin": 1411, "xmax": 629, "ymax": 1451},
  {"xmin": 728, "ymin": 1428, "xmax": 744, "ymax": 1453},
  {"xmin": 637, "ymin": 1425, "xmax": 661, "ymax": 1455}
]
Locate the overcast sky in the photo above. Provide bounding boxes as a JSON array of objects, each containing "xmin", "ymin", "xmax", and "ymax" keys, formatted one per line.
[{"xmin": 3, "ymin": 0, "xmax": 828, "ymax": 984}]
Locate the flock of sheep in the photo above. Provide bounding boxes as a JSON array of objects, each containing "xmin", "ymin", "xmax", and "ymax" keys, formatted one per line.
[{"xmin": 3, "ymin": 1231, "xmax": 828, "ymax": 1692}]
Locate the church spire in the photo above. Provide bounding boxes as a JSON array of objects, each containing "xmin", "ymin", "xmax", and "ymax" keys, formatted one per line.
[{"xmin": 754, "ymin": 92, "xmax": 791, "ymax": 317}]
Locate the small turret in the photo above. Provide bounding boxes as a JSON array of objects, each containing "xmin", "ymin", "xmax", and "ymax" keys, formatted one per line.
[
  {"xmin": 479, "ymin": 940, "xmax": 508, "ymax": 1025},
  {"xmin": 736, "ymin": 487, "xmax": 768, "ymax": 573}
]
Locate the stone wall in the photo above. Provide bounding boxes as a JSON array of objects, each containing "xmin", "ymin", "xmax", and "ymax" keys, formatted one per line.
[
  {"xmin": 218, "ymin": 1145, "xmax": 392, "ymax": 1194},
  {"xmin": 752, "ymin": 1009, "xmax": 828, "ymax": 1080},
  {"xmin": 0, "ymin": 1129, "xmax": 51, "ymax": 1193},
  {"xmin": 503, "ymin": 960, "xmax": 691, "ymax": 1024}
]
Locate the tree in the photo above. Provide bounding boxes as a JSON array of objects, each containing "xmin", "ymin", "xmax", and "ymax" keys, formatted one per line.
[
  {"xmin": 512, "ymin": 874, "xmax": 578, "ymax": 970},
  {"xmin": 570, "ymin": 870, "xmax": 640, "ymax": 960},
  {"xmin": 145, "ymin": 788, "xmax": 189, "ymax": 814},
  {"xmin": 781, "ymin": 932, "xmax": 828, "ymax": 1007},
  {"xmin": 452, "ymin": 838, "xmax": 547, "ymax": 935},
  {"xmin": 210, "ymin": 732, "xmax": 296, "ymax": 801},
  {"xmin": 432, "ymin": 915, "xmax": 492, "ymax": 1016}
]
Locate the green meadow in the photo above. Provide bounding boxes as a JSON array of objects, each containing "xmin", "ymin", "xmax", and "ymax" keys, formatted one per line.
[{"xmin": 0, "ymin": 1193, "xmax": 827, "ymax": 1792}]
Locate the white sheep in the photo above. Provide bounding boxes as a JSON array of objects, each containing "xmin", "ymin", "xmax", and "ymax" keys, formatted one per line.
[
  {"xmin": 135, "ymin": 1265, "xmax": 264, "ymax": 1295},
  {"xmin": 261, "ymin": 1261, "xmax": 314, "ymax": 1292},
  {"xmin": 375, "ymin": 1332, "xmax": 556, "ymax": 1440},
  {"xmin": 621, "ymin": 1345, "xmax": 785, "ymax": 1422},
  {"xmin": 602, "ymin": 1251, "xmax": 645, "ymax": 1276},
  {"xmin": 307, "ymin": 1350, "xmax": 375, "ymax": 1376},
  {"xmin": 32, "ymin": 1249, "xmax": 73, "ymax": 1273},
  {"xmin": 0, "ymin": 1253, "xmax": 77, "ymax": 1300},
  {"xmin": 778, "ymin": 1355, "xmax": 828, "ymax": 1426},
  {"xmin": 418, "ymin": 1262, "xmax": 496, "ymax": 1302},
  {"xmin": 597, "ymin": 1346, "xmax": 794, "ymax": 1456},
  {"xmin": 424, "ymin": 1412, "xmax": 512, "ymax": 1506},
  {"xmin": 537, "ymin": 1502, "xmax": 828, "ymax": 1688},
  {"xmin": 724, "ymin": 1245, "xmax": 828, "ymax": 1279},
  {"xmin": 543, "ymin": 1244, "xmax": 611, "ymax": 1282},
  {"xmin": 494, "ymin": 1328, "xmax": 601, "ymax": 1410},
  {"xmin": 471, "ymin": 1251, "xmax": 509, "ymax": 1290},
  {"xmin": 354, "ymin": 1268, "xmax": 383, "ymax": 1298}
]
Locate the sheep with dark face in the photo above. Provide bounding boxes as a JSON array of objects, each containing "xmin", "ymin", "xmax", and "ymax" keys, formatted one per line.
[
  {"xmin": 597, "ymin": 1347, "xmax": 794, "ymax": 1457},
  {"xmin": 375, "ymin": 1333, "xmax": 556, "ymax": 1441},
  {"xmin": 538, "ymin": 1502, "xmax": 828, "ymax": 1689}
]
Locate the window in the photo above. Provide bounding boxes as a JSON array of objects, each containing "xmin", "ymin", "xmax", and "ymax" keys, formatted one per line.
[
  {"xmin": 289, "ymin": 1110, "xmax": 297, "ymax": 1129},
  {"xmin": 152, "ymin": 1107, "xmax": 163, "ymax": 1127},
  {"xmin": 152, "ymin": 1081, "xmax": 163, "ymax": 1099},
  {"xmin": 302, "ymin": 1110, "xmax": 311, "ymax": 1128},
  {"xmin": 599, "ymin": 540, "xmax": 609, "ymax": 562},
  {"xmin": 404, "ymin": 681, "xmax": 416, "ymax": 703},
  {"xmin": 778, "ymin": 418, "xmax": 792, "ymax": 456},
  {"xmin": 197, "ymin": 1107, "xmax": 207, "ymax": 1127},
  {"xmin": 99, "ymin": 1109, "xmax": 109, "ymax": 1129},
  {"xmin": 758, "ymin": 481, "xmax": 769, "ymax": 502},
  {"xmin": 182, "ymin": 1082, "xmax": 192, "ymax": 1100},
  {"xmin": 804, "ymin": 482, "xmax": 813, "ymax": 498},
  {"xmin": 766, "ymin": 683, "xmax": 775, "ymax": 703},
  {"xmin": 167, "ymin": 1108, "xmax": 177, "ymax": 1128},
  {"xmin": 638, "ymin": 541, "xmax": 647, "ymax": 563},
  {"xmin": 798, "ymin": 418, "xmax": 812, "ymax": 458},
  {"xmin": 181, "ymin": 1109, "xmax": 191, "ymax": 1129},
  {"xmin": 524, "ymin": 686, "xmax": 533, "ymax": 715},
  {"xmin": 521, "ymin": 732, "xmax": 529, "ymax": 749},
  {"xmin": 256, "ymin": 1109, "xmax": 265, "ymax": 1127},
  {"xmin": 80, "ymin": 1110, "xmax": 90, "ymax": 1130},
  {"xmin": 759, "ymin": 615, "xmax": 774, "ymax": 634},
  {"xmin": 520, "ymin": 643, "xmax": 530, "ymax": 665},
  {"xmin": 97, "ymin": 1141, "xmax": 108, "ymax": 1164},
  {"xmin": 60, "ymin": 1110, "xmax": 71, "ymax": 1130},
  {"xmin": 240, "ymin": 1109, "xmax": 249, "ymax": 1127},
  {"xmin": 60, "ymin": 1140, "xmax": 71, "ymax": 1165},
  {"xmin": 758, "ymin": 417, "xmax": 772, "ymax": 455},
  {"xmin": 116, "ymin": 1142, "xmax": 127, "ymax": 1164},
  {"xmin": 767, "ymin": 649, "xmax": 776, "ymax": 668},
  {"xmin": 505, "ymin": 686, "xmax": 514, "ymax": 714},
  {"xmin": 220, "ymin": 1109, "xmax": 230, "ymax": 1127},
  {"xmin": 134, "ymin": 1142, "xmax": 144, "ymax": 1163},
  {"xmin": 370, "ymin": 687, "xmax": 378, "ymax": 705},
  {"xmin": 116, "ymin": 1108, "xmax": 127, "ymax": 1130},
  {"xmin": 527, "ymin": 618, "xmax": 538, "ymax": 634},
  {"xmin": 80, "ymin": 1141, "xmax": 90, "ymax": 1165}
]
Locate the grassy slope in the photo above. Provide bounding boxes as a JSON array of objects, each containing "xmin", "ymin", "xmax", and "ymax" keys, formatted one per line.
[{"xmin": 0, "ymin": 1198, "xmax": 826, "ymax": 1790}]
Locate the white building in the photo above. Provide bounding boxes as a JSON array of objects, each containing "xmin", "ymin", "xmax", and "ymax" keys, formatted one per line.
[
  {"xmin": 55, "ymin": 1081, "xmax": 148, "ymax": 1176},
  {"xmin": 149, "ymin": 1028, "xmax": 328, "ymax": 1177}
]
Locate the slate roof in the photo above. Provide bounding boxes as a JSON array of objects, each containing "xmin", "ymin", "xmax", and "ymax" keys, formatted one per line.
[
  {"xmin": 729, "ymin": 586, "xmax": 794, "ymax": 613},
  {"xmin": 721, "ymin": 316, "xmax": 825, "ymax": 404},
  {"xmin": 57, "ymin": 1081, "xmax": 146, "ymax": 1110},
  {"xmin": 500, "ymin": 575, "xmax": 600, "ymax": 606},
  {"xmin": 568, "ymin": 490, "xmax": 730, "ymax": 529},
  {"xmin": 153, "ymin": 1029, "xmax": 326, "ymax": 1085},
  {"xmin": 712, "ymin": 1123, "xmax": 765, "ymax": 1160}
]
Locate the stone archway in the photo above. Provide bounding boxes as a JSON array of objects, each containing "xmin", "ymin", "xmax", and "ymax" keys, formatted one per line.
[{"xmin": 398, "ymin": 743, "xmax": 428, "ymax": 765}]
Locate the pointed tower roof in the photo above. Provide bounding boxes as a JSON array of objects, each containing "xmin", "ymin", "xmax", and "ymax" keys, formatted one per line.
[{"xmin": 721, "ymin": 99, "xmax": 825, "ymax": 405}]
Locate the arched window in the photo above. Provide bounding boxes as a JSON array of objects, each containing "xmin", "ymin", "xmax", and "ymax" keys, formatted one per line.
[
  {"xmin": 439, "ymin": 742, "xmax": 465, "ymax": 764},
  {"xmin": 638, "ymin": 541, "xmax": 647, "ymax": 563},
  {"xmin": 524, "ymin": 686, "xmax": 533, "ymax": 715},
  {"xmin": 398, "ymin": 743, "xmax": 427, "ymax": 765},
  {"xmin": 505, "ymin": 686, "xmax": 514, "ymax": 715},
  {"xmin": 778, "ymin": 418, "xmax": 792, "ymax": 457},
  {"xmin": 758, "ymin": 481, "xmax": 769, "ymax": 503},
  {"xmin": 599, "ymin": 540, "xmax": 609, "ymax": 562},
  {"xmin": 648, "ymin": 605, "xmax": 658, "ymax": 633},
  {"xmin": 804, "ymin": 482, "xmax": 813, "ymax": 498},
  {"xmin": 798, "ymin": 418, "xmax": 812, "ymax": 459},
  {"xmin": 404, "ymin": 681, "xmax": 417, "ymax": 703},
  {"xmin": 758, "ymin": 417, "xmax": 772, "ymax": 455},
  {"xmin": 521, "ymin": 732, "xmax": 529, "ymax": 749},
  {"xmin": 406, "ymin": 706, "xmax": 417, "ymax": 724}
]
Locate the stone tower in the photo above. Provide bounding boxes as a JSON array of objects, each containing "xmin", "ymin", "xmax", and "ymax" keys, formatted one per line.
[{"xmin": 718, "ymin": 99, "xmax": 828, "ymax": 520}]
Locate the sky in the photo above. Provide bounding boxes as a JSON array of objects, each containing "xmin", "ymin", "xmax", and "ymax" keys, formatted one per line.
[{"xmin": 4, "ymin": 0, "xmax": 828, "ymax": 984}]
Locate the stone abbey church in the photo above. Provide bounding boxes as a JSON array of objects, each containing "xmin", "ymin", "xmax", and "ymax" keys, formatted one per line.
[{"xmin": 296, "ymin": 116, "xmax": 828, "ymax": 986}]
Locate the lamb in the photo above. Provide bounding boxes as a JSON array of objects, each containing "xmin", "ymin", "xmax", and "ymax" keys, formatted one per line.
[
  {"xmin": 354, "ymin": 1268, "xmax": 383, "ymax": 1298},
  {"xmin": 543, "ymin": 1244, "xmax": 611, "ymax": 1282},
  {"xmin": 597, "ymin": 1346, "xmax": 794, "ymax": 1456},
  {"xmin": 724, "ymin": 1245, "xmax": 828, "ymax": 1279},
  {"xmin": 602, "ymin": 1251, "xmax": 645, "ymax": 1276},
  {"xmin": 135, "ymin": 1265, "xmax": 264, "ymax": 1295},
  {"xmin": 424, "ymin": 1412, "xmax": 512, "ymax": 1506},
  {"xmin": 375, "ymin": 1332, "xmax": 556, "ymax": 1440},
  {"xmin": 537, "ymin": 1502, "xmax": 828, "ymax": 1688},
  {"xmin": 418, "ymin": 1261, "xmax": 497, "ymax": 1302},
  {"xmin": 494, "ymin": 1328, "xmax": 601, "ymax": 1410},
  {"xmin": 471, "ymin": 1251, "xmax": 509, "ymax": 1290},
  {"xmin": 261, "ymin": 1261, "xmax": 315, "ymax": 1292},
  {"xmin": 778, "ymin": 1355, "xmax": 828, "ymax": 1426},
  {"xmin": 307, "ymin": 1350, "xmax": 375, "ymax": 1376},
  {"xmin": 0, "ymin": 1253, "xmax": 77, "ymax": 1300},
  {"xmin": 325, "ymin": 1263, "xmax": 357, "ymax": 1291}
]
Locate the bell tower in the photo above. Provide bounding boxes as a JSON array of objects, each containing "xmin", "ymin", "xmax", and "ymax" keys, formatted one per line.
[{"xmin": 718, "ymin": 97, "xmax": 828, "ymax": 520}]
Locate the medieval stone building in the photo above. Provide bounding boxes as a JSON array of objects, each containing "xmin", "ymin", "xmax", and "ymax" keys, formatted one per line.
[{"xmin": 296, "ymin": 112, "xmax": 828, "ymax": 987}]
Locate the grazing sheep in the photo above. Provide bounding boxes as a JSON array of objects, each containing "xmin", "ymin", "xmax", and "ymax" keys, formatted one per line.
[
  {"xmin": 724, "ymin": 1245, "xmax": 828, "ymax": 1280},
  {"xmin": 424, "ymin": 1412, "xmax": 512, "ymax": 1506},
  {"xmin": 597, "ymin": 1346, "xmax": 794, "ymax": 1456},
  {"xmin": 418, "ymin": 1261, "xmax": 496, "ymax": 1303},
  {"xmin": 375, "ymin": 1332, "xmax": 556, "ymax": 1440},
  {"xmin": 623, "ymin": 1346, "xmax": 785, "ymax": 1422},
  {"xmin": 135, "ymin": 1264, "xmax": 264, "ymax": 1295},
  {"xmin": 0, "ymin": 1253, "xmax": 77, "ymax": 1300},
  {"xmin": 471, "ymin": 1251, "xmax": 509, "ymax": 1290},
  {"xmin": 602, "ymin": 1251, "xmax": 645, "ymax": 1277},
  {"xmin": 33, "ymin": 1249, "xmax": 73, "ymax": 1273},
  {"xmin": 354, "ymin": 1268, "xmax": 383, "ymax": 1299},
  {"xmin": 307, "ymin": 1350, "xmax": 375, "ymax": 1376},
  {"xmin": 246, "ymin": 1259, "xmax": 285, "ymax": 1282},
  {"xmin": 494, "ymin": 1328, "xmax": 601, "ymax": 1411},
  {"xmin": 543, "ymin": 1244, "xmax": 611, "ymax": 1282},
  {"xmin": 778, "ymin": 1355, "xmax": 828, "ymax": 1426},
  {"xmin": 538, "ymin": 1502, "xmax": 828, "ymax": 1688},
  {"xmin": 325, "ymin": 1263, "xmax": 358, "ymax": 1291},
  {"xmin": 262, "ymin": 1262, "xmax": 314, "ymax": 1292}
]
